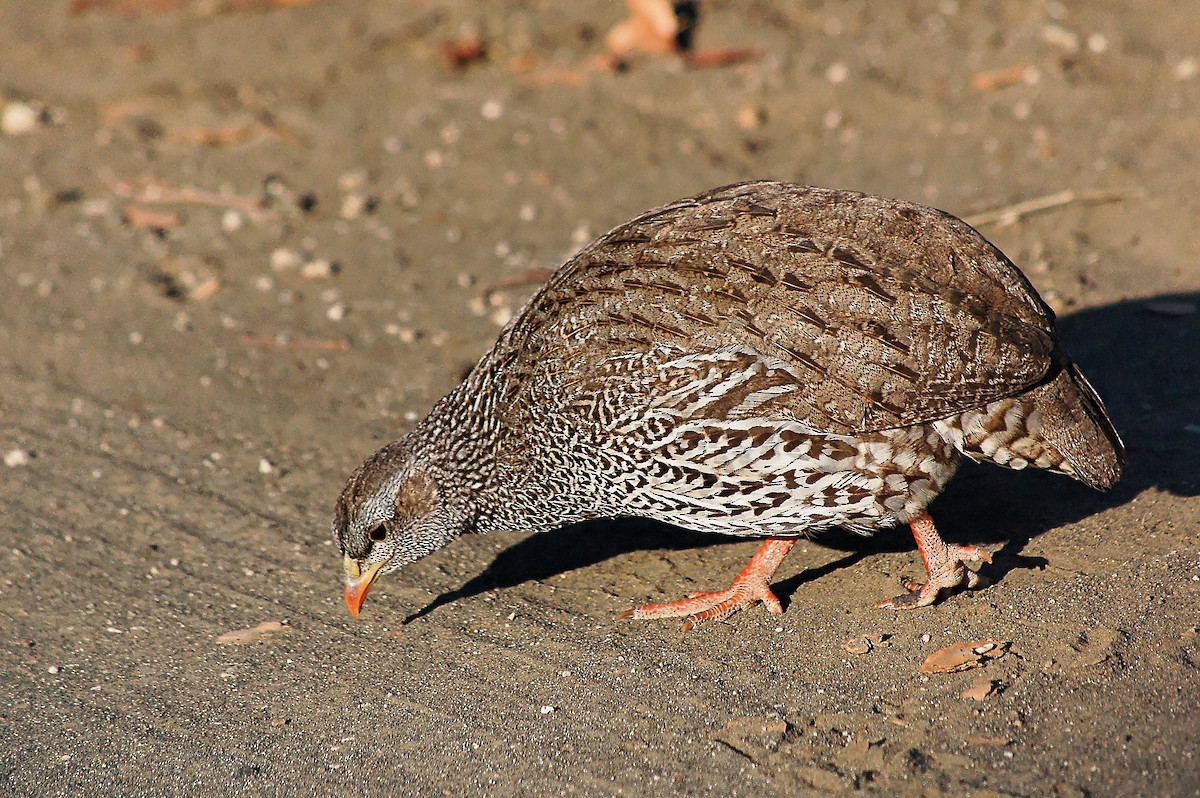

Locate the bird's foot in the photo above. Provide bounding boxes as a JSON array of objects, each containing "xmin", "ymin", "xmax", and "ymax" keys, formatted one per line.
[
  {"xmin": 618, "ymin": 538, "xmax": 796, "ymax": 632},
  {"xmin": 876, "ymin": 513, "xmax": 992, "ymax": 610}
]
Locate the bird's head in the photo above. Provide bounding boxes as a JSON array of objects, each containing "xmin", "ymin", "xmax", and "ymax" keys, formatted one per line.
[{"xmin": 332, "ymin": 441, "xmax": 462, "ymax": 618}]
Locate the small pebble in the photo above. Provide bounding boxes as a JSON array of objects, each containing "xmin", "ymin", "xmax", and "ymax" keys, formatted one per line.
[
  {"xmin": 326, "ymin": 303, "xmax": 347, "ymax": 322},
  {"xmin": 47, "ymin": 665, "xmax": 60, "ymax": 674},
  {"xmin": 270, "ymin": 248, "xmax": 302, "ymax": 272},
  {"xmin": 481, "ymin": 100, "xmax": 504, "ymax": 120},
  {"xmin": 4, "ymin": 449, "xmax": 33, "ymax": 467},
  {"xmin": 539, "ymin": 705, "xmax": 556, "ymax": 715},
  {"xmin": 258, "ymin": 458, "xmax": 274, "ymax": 475},
  {"xmin": 1174, "ymin": 57, "xmax": 1199, "ymax": 81},
  {"xmin": 302, "ymin": 259, "xmax": 334, "ymax": 280},
  {"xmin": 1, "ymin": 101, "xmax": 40, "ymax": 135},
  {"xmin": 221, "ymin": 210, "xmax": 244, "ymax": 233},
  {"xmin": 341, "ymin": 194, "xmax": 367, "ymax": 220},
  {"xmin": 825, "ymin": 62, "xmax": 850, "ymax": 84}
]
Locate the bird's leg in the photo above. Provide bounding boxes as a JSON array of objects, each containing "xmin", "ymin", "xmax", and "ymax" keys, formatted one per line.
[
  {"xmin": 619, "ymin": 538, "xmax": 796, "ymax": 632},
  {"xmin": 876, "ymin": 511, "xmax": 992, "ymax": 609}
]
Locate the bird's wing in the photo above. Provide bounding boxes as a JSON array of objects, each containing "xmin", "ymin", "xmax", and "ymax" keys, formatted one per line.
[{"xmin": 501, "ymin": 181, "xmax": 1057, "ymax": 435}]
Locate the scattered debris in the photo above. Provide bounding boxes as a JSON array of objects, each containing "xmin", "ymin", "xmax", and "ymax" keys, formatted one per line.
[
  {"xmin": 960, "ymin": 676, "xmax": 999, "ymax": 702},
  {"xmin": 168, "ymin": 116, "xmax": 304, "ymax": 148},
  {"xmin": 920, "ymin": 640, "xmax": 1010, "ymax": 674},
  {"xmin": 606, "ymin": 0, "xmax": 682, "ymax": 58},
  {"xmin": 602, "ymin": 0, "xmax": 756, "ymax": 69},
  {"xmin": 216, "ymin": 621, "xmax": 288, "ymax": 645},
  {"xmin": 123, "ymin": 204, "xmax": 183, "ymax": 230},
  {"xmin": 965, "ymin": 188, "xmax": 1141, "ymax": 228},
  {"xmin": 442, "ymin": 36, "xmax": 487, "ymax": 70},
  {"xmin": 149, "ymin": 257, "xmax": 222, "ymax": 302},
  {"xmin": 842, "ymin": 636, "xmax": 873, "ymax": 655},
  {"xmin": 970, "ymin": 65, "xmax": 1036, "ymax": 92},
  {"xmin": 109, "ymin": 179, "xmax": 276, "ymax": 222}
]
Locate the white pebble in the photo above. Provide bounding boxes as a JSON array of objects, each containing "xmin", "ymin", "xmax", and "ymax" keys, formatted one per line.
[
  {"xmin": 340, "ymin": 194, "xmax": 367, "ymax": 220},
  {"xmin": 1174, "ymin": 57, "xmax": 1199, "ymax": 81},
  {"xmin": 47, "ymin": 665, "xmax": 60, "ymax": 674},
  {"xmin": 326, "ymin": 303, "xmax": 346, "ymax": 322},
  {"xmin": 221, "ymin": 210, "xmax": 244, "ymax": 233},
  {"xmin": 270, "ymin": 248, "xmax": 302, "ymax": 272},
  {"xmin": 1041, "ymin": 24, "xmax": 1080, "ymax": 52},
  {"xmin": 302, "ymin": 259, "xmax": 333, "ymax": 280},
  {"xmin": 1, "ymin": 101, "xmax": 40, "ymax": 135},
  {"xmin": 258, "ymin": 458, "xmax": 274, "ymax": 474},
  {"xmin": 825, "ymin": 62, "xmax": 850, "ymax": 84},
  {"xmin": 1086, "ymin": 33, "xmax": 1109, "ymax": 54},
  {"xmin": 481, "ymin": 100, "xmax": 504, "ymax": 120},
  {"xmin": 4, "ymin": 449, "xmax": 32, "ymax": 467},
  {"xmin": 539, "ymin": 705, "xmax": 556, "ymax": 715}
]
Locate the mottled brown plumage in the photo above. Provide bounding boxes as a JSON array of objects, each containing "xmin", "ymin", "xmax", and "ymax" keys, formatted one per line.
[{"xmin": 334, "ymin": 181, "xmax": 1125, "ymax": 625}]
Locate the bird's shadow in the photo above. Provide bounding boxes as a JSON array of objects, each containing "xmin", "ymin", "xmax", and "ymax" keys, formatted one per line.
[{"xmin": 405, "ymin": 292, "xmax": 1200, "ymax": 623}]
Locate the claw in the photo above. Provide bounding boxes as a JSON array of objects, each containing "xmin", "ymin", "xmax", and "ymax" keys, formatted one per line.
[
  {"xmin": 619, "ymin": 538, "xmax": 796, "ymax": 631},
  {"xmin": 876, "ymin": 513, "xmax": 991, "ymax": 610}
]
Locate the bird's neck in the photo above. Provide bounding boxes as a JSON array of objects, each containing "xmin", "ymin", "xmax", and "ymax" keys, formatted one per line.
[{"xmin": 412, "ymin": 350, "xmax": 603, "ymax": 537}]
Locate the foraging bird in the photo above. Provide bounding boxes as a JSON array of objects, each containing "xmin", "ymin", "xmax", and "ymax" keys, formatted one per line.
[{"xmin": 333, "ymin": 182, "xmax": 1124, "ymax": 628}]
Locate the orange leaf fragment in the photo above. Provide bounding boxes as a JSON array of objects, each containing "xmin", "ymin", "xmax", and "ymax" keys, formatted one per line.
[
  {"xmin": 920, "ymin": 640, "xmax": 1009, "ymax": 674},
  {"xmin": 216, "ymin": 621, "xmax": 288, "ymax": 645}
]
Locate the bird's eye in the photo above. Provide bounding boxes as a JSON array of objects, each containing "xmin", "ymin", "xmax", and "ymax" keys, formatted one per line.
[{"xmin": 368, "ymin": 524, "xmax": 388, "ymax": 542}]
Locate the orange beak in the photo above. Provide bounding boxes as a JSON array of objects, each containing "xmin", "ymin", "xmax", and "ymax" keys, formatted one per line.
[{"xmin": 343, "ymin": 556, "xmax": 386, "ymax": 618}]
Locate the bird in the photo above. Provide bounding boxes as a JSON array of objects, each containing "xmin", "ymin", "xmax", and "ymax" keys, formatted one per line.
[{"xmin": 333, "ymin": 181, "xmax": 1125, "ymax": 629}]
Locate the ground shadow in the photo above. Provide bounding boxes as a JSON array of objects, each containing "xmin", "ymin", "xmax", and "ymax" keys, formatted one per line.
[{"xmin": 407, "ymin": 291, "xmax": 1200, "ymax": 622}]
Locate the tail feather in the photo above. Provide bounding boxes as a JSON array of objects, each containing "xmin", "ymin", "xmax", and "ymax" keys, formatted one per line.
[{"xmin": 1034, "ymin": 362, "xmax": 1126, "ymax": 491}]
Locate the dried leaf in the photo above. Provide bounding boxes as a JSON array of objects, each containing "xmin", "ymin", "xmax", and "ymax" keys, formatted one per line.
[
  {"xmin": 920, "ymin": 640, "xmax": 1009, "ymax": 674},
  {"xmin": 960, "ymin": 676, "xmax": 998, "ymax": 701},
  {"xmin": 123, "ymin": 204, "xmax": 182, "ymax": 230},
  {"xmin": 442, "ymin": 37, "xmax": 487, "ymax": 70},
  {"xmin": 216, "ymin": 621, "xmax": 287, "ymax": 645},
  {"xmin": 970, "ymin": 65, "xmax": 1032, "ymax": 91},
  {"xmin": 841, "ymin": 636, "xmax": 872, "ymax": 655},
  {"xmin": 606, "ymin": 0, "xmax": 680, "ymax": 57}
]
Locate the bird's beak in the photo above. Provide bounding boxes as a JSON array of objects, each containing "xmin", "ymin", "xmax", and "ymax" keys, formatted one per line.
[{"xmin": 343, "ymin": 556, "xmax": 387, "ymax": 618}]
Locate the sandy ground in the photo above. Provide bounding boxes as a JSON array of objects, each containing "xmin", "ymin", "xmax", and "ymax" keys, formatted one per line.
[{"xmin": 2, "ymin": 2, "xmax": 1199, "ymax": 796}]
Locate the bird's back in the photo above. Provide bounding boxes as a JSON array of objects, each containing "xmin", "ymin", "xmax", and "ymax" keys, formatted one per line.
[{"xmin": 470, "ymin": 182, "xmax": 1123, "ymax": 534}]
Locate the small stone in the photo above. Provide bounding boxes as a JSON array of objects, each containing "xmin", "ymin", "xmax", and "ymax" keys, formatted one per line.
[
  {"xmin": 481, "ymin": 100, "xmax": 504, "ymax": 121},
  {"xmin": 1, "ymin": 101, "xmax": 40, "ymax": 135},
  {"xmin": 539, "ymin": 705, "xmax": 556, "ymax": 714},
  {"xmin": 258, "ymin": 458, "xmax": 274, "ymax": 475},
  {"xmin": 825, "ymin": 62, "xmax": 850, "ymax": 84},
  {"xmin": 326, "ymin": 303, "xmax": 346, "ymax": 322},
  {"xmin": 4, "ymin": 449, "xmax": 33, "ymax": 467},
  {"xmin": 841, "ymin": 636, "xmax": 872, "ymax": 655},
  {"xmin": 270, "ymin": 248, "xmax": 302, "ymax": 272},
  {"xmin": 1174, "ymin": 57, "xmax": 1199, "ymax": 81},
  {"xmin": 341, "ymin": 194, "xmax": 367, "ymax": 220},
  {"xmin": 301, "ymin": 259, "xmax": 334, "ymax": 280},
  {"xmin": 221, "ymin": 210, "xmax": 244, "ymax": 233}
]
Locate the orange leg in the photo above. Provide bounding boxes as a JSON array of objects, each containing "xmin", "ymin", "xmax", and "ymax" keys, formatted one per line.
[
  {"xmin": 875, "ymin": 512, "xmax": 992, "ymax": 609},
  {"xmin": 618, "ymin": 538, "xmax": 796, "ymax": 632}
]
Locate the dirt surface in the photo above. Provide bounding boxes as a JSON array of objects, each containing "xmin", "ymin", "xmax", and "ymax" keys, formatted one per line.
[{"xmin": 2, "ymin": 2, "xmax": 1199, "ymax": 797}]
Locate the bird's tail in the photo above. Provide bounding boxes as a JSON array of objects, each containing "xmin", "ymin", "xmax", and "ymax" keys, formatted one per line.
[
  {"xmin": 946, "ymin": 362, "xmax": 1125, "ymax": 491},
  {"xmin": 1027, "ymin": 362, "xmax": 1126, "ymax": 491}
]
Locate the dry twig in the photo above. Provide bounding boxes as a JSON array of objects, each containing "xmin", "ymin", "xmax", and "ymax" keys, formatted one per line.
[{"xmin": 965, "ymin": 189, "xmax": 1141, "ymax": 228}]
